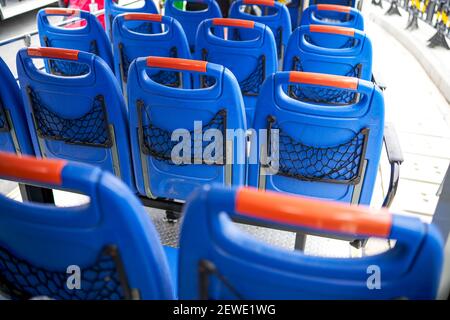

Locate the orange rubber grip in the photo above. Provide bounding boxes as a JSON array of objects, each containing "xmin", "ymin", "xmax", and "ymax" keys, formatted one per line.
[
  {"xmin": 242, "ymin": 0, "xmax": 275, "ymax": 6},
  {"xmin": 212, "ymin": 18, "xmax": 255, "ymax": 29},
  {"xmin": 235, "ymin": 188, "xmax": 392, "ymax": 237},
  {"xmin": 44, "ymin": 8, "xmax": 80, "ymax": 15},
  {"xmin": 289, "ymin": 72, "xmax": 358, "ymax": 90},
  {"xmin": 27, "ymin": 47, "xmax": 79, "ymax": 61},
  {"xmin": 309, "ymin": 24, "xmax": 355, "ymax": 36},
  {"xmin": 0, "ymin": 152, "xmax": 66, "ymax": 186},
  {"xmin": 124, "ymin": 13, "xmax": 162, "ymax": 22},
  {"xmin": 146, "ymin": 56, "xmax": 207, "ymax": 72},
  {"xmin": 316, "ymin": 4, "xmax": 351, "ymax": 13}
]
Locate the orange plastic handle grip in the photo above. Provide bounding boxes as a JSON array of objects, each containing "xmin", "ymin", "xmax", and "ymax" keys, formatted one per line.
[
  {"xmin": 27, "ymin": 47, "xmax": 80, "ymax": 61},
  {"xmin": 146, "ymin": 57, "xmax": 207, "ymax": 72},
  {"xmin": 289, "ymin": 72, "xmax": 358, "ymax": 90},
  {"xmin": 242, "ymin": 0, "xmax": 275, "ymax": 6},
  {"xmin": 309, "ymin": 24, "xmax": 355, "ymax": 36},
  {"xmin": 212, "ymin": 18, "xmax": 255, "ymax": 29},
  {"xmin": 235, "ymin": 188, "xmax": 392, "ymax": 237},
  {"xmin": 316, "ymin": 4, "xmax": 351, "ymax": 13},
  {"xmin": 44, "ymin": 8, "xmax": 80, "ymax": 15},
  {"xmin": 0, "ymin": 152, "xmax": 66, "ymax": 186},
  {"xmin": 123, "ymin": 13, "xmax": 162, "ymax": 22}
]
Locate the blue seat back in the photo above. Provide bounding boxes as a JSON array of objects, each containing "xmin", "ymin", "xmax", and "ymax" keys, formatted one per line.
[
  {"xmin": 229, "ymin": 0, "xmax": 291, "ymax": 61},
  {"xmin": 164, "ymin": 0, "xmax": 222, "ymax": 53},
  {"xmin": 300, "ymin": 4, "xmax": 364, "ymax": 30},
  {"xmin": 0, "ymin": 152, "xmax": 174, "ymax": 299},
  {"xmin": 16, "ymin": 47, "xmax": 135, "ymax": 190},
  {"xmin": 37, "ymin": 8, "xmax": 114, "ymax": 74},
  {"xmin": 286, "ymin": 0, "xmax": 301, "ymax": 29},
  {"xmin": 247, "ymin": 71, "xmax": 384, "ymax": 205},
  {"xmin": 310, "ymin": 0, "xmax": 356, "ymax": 6},
  {"xmin": 105, "ymin": 0, "xmax": 161, "ymax": 40},
  {"xmin": 0, "ymin": 58, "xmax": 34, "ymax": 156},
  {"xmin": 283, "ymin": 25, "xmax": 372, "ymax": 87},
  {"xmin": 112, "ymin": 13, "xmax": 191, "ymax": 93},
  {"xmin": 194, "ymin": 18, "xmax": 277, "ymax": 127},
  {"xmin": 179, "ymin": 185, "xmax": 444, "ymax": 299},
  {"xmin": 127, "ymin": 57, "xmax": 247, "ymax": 200}
]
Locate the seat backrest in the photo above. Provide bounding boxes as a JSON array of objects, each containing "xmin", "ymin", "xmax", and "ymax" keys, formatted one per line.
[
  {"xmin": 127, "ymin": 57, "xmax": 246, "ymax": 200},
  {"xmin": 16, "ymin": 47, "xmax": 135, "ymax": 190},
  {"xmin": 194, "ymin": 18, "xmax": 277, "ymax": 127},
  {"xmin": 247, "ymin": 71, "xmax": 384, "ymax": 205},
  {"xmin": 179, "ymin": 185, "xmax": 444, "ymax": 299},
  {"xmin": 0, "ymin": 58, "xmax": 34, "ymax": 156},
  {"xmin": 301, "ymin": 4, "xmax": 364, "ymax": 30},
  {"xmin": 283, "ymin": 25, "xmax": 372, "ymax": 88},
  {"xmin": 0, "ymin": 152, "xmax": 174, "ymax": 300},
  {"xmin": 112, "ymin": 13, "xmax": 191, "ymax": 93},
  {"xmin": 229, "ymin": 0, "xmax": 291, "ymax": 62},
  {"xmin": 37, "ymin": 8, "xmax": 114, "ymax": 74},
  {"xmin": 105, "ymin": 0, "xmax": 160, "ymax": 40},
  {"xmin": 310, "ymin": 0, "xmax": 356, "ymax": 6},
  {"xmin": 164, "ymin": 0, "xmax": 222, "ymax": 53}
]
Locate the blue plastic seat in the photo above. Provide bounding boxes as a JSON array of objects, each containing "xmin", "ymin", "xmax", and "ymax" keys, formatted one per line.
[
  {"xmin": 247, "ymin": 71, "xmax": 384, "ymax": 205},
  {"xmin": 179, "ymin": 185, "xmax": 444, "ymax": 299},
  {"xmin": 37, "ymin": 8, "xmax": 114, "ymax": 75},
  {"xmin": 105, "ymin": 0, "xmax": 161, "ymax": 40},
  {"xmin": 283, "ymin": 25, "xmax": 373, "ymax": 92},
  {"xmin": 16, "ymin": 47, "xmax": 135, "ymax": 191},
  {"xmin": 286, "ymin": 0, "xmax": 301, "ymax": 29},
  {"xmin": 127, "ymin": 56, "xmax": 247, "ymax": 200},
  {"xmin": 0, "ymin": 152, "xmax": 176, "ymax": 299},
  {"xmin": 194, "ymin": 18, "xmax": 277, "ymax": 127},
  {"xmin": 229, "ymin": 0, "xmax": 291, "ymax": 62},
  {"xmin": 310, "ymin": 0, "xmax": 356, "ymax": 6},
  {"xmin": 0, "ymin": 58, "xmax": 34, "ymax": 156},
  {"xmin": 300, "ymin": 4, "xmax": 364, "ymax": 30},
  {"xmin": 112, "ymin": 13, "xmax": 191, "ymax": 93},
  {"xmin": 164, "ymin": 0, "xmax": 222, "ymax": 53}
]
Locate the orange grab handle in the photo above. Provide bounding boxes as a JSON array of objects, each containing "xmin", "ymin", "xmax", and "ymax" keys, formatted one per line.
[
  {"xmin": 146, "ymin": 57, "xmax": 207, "ymax": 72},
  {"xmin": 123, "ymin": 13, "xmax": 163, "ymax": 22},
  {"xmin": 44, "ymin": 8, "xmax": 80, "ymax": 15},
  {"xmin": 309, "ymin": 24, "xmax": 355, "ymax": 36},
  {"xmin": 235, "ymin": 188, "xmax": 392, "ymax": 237},
  {"xmin": 316, "ymin": 4, "xmax": 351, "ymax": 13},
  {"xmin": 212, "ymin": 18, "xmax": 255, "ymax": 29},
  {"xmin": 288, "ymin": 72, "xmax": 358, "ymax": 90},
  {"xmin": 27, "ymin": 47, "xmax": 80, "ymax": 61},
  {"xmin": 0, "ymin": 152, "xmax": 66, "ymax": 186},
  {"xmin": 242, "ymin": 0, "xmax": 275, "ymax": 6}
]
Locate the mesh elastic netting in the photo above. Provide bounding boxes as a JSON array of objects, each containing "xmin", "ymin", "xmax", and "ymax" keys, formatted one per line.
[
  {"xmin": 289, "ymin": 56, "xmax": 361, "ymax": 105},
  {"xmin": 138, "ymin": 100, "xmax": 227, "ymax": 165},
  {"xmin": 44, "ymin": 38, "xmax": 98, "ymax": 76},
  {"xmin": 267, "ymin": 117, "xmax": 367, "ymax": 184},
  {"xmin": 119, "ymin": 45, "xmax": 180, "ymax": 86},
  {"xmin": 201, "ymin": 49, "xmax": 264, "ymax": 95},
  {"xmin": 28, "ymin": 87, "xmax": 111, "ymax": 147},
  {"xmin": 0, "ymin": 98, "xmax": 9, "ymax": 132},
  {"xmin": 0, "ymin": 245, "xmax": 130, "ymax": 300}
]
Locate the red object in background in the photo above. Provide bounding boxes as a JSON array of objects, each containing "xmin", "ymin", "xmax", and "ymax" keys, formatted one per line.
[{"xmin": 61, "ymin": 0, "xmax": 105, "ymax": 28}]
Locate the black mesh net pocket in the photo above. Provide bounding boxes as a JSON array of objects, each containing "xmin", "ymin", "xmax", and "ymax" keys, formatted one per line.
[
  {"xmin": 0, "ymin": 245, "xmax": 133, "ymax": 300},
  {"xmin": 0, "ymin": 98, "xmax": 9, "ymax": 132},
  {"xmin": 138, "ymin": 100, "xmax": 227, "ymax": 165},
  {"xmin": 119, "ymin": 45, "xmax": 180, "ymax": 87},
  {"xmin": 267, "ymin": 117, "xmax": 368, "ymax": 184},
  {"xmin": 289, "ymin": 57, "xmax": 361, "ymax": 105},
  {"xmin": 27, "ymin": 87, "xmax": 111, "ymax": 147},
  {"xmin": 44, "ymin": 38, "xmax": 98, "ymax": 77}
]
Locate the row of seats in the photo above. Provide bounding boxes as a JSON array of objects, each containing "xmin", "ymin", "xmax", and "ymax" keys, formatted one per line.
[{"xmin": 0, "ymin": 152, "xmax": 444, "ymax": 299}]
